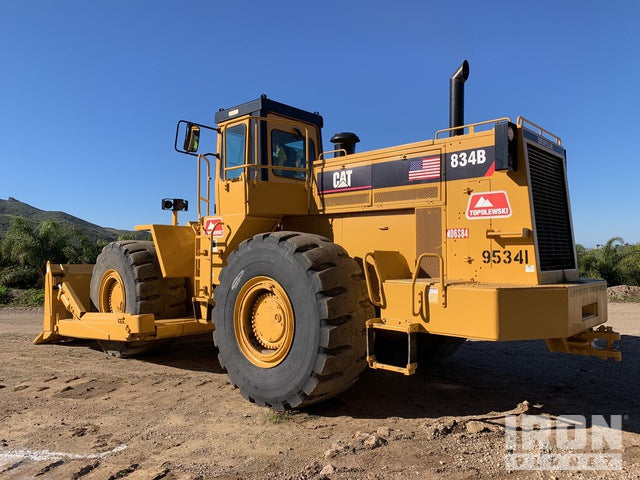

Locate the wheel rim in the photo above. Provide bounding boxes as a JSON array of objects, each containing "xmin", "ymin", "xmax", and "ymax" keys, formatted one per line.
[
  {"xmin": 98, "ymin": 269, "xmax": 125, "ymax": 313},
  {"xmin": 234, "ymin": 276, "xmax": 294, "ymax": 368}
]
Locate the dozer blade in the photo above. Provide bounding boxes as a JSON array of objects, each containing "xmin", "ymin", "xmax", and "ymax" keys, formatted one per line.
[
  {"xmin": 35, "ymin": 262, "xmax": 94, "ymax": 344},
  {"xmin": 35, "ymin": 262, "xmax": 213, "ymax": 346}
]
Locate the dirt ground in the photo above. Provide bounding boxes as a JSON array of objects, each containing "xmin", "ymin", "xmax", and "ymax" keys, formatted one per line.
[{"xmin": 0, "ymin": 304, "xmax": 638, "ymax": 479}]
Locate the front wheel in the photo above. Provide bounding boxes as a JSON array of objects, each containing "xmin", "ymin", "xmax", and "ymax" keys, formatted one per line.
[
  {"xmin": 213, "ymin": 232, "xmax": 373, "ymax": 410},
  {"xmin": 89, "ymin": 241, "xmax": 187, "ymax": 357}
]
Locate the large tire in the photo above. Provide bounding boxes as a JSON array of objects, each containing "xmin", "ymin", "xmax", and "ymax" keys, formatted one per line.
[
  {"xmin": 213, "ymin": 231, "xmax": 373, "ymax": 410},
  {"xmin": 89, "ymin": 241, "xmax": 187, "ymax": 357}
]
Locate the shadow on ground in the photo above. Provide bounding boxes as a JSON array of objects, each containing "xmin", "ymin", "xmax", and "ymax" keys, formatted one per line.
[
  {"xmin": 80, "ymin": 331, "xmax": 639, "ymax": 432},
  {"xmin": 310, "ymin": 334, "xmax": 639, "ymax": 433},
  {"xmin": 126, "ymin": 334, "xmax": 225, "ymax": 374}
]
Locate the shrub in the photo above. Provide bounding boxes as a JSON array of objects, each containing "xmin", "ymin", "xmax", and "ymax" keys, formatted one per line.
[
  {"xmin": 12, "ymin": 288, "xmax": 45, "ymax": 307},
  {"xmin": 577, "ymin": 238, "xmax": 640, "ymax": 287},
  {"xmin": 0, "ymin": 285, "xmax": 9, "ymax": 305},
  {"xmin": 26, "ymin": 289, "xmax": 45, "ymax": 306},
  {"xmin": 0, "ymin": 265, "xmax": 40, "ymax": 289}
]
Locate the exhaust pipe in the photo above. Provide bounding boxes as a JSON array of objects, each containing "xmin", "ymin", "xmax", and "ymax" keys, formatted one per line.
[{"xmin": 449, "ymin": 60, "xmax": 470, "ymax": 136}]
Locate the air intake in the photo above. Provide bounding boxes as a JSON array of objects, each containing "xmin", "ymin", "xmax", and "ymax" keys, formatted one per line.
[{"xmin": 330, "ymin": 132, "xmax": 360, "ymax": 157}]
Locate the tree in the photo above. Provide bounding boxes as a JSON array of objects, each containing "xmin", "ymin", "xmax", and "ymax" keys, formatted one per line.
[
  {"xmin": 617, "ymin": 243, "xmax": 640, "ymax": 286},
  {"xmin": 598, "ymin": 237, "xmax": 625, "ymax": 286},
  {"xmin": 0, "ymin": 218, "xmax": 103, "ymax": 288},
  {"xmin": 577, "ymin": 237, "xmax": 640, "ymax": 287},
  {"xmin": 64, "ymin": 227, "xmax": 106, "ymax": 264},
  {"xmin": 576, "ymin": 244, "xmax": 599, "ymax": 279},
  {"xmin": 1, "ymin": 218, "xmax": 65, "ymax": 279}
]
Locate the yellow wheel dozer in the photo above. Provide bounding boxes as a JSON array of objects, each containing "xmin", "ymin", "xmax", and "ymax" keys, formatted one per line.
[{"xmin": 35, "ymin": 61, "xmax": 621, "ymax": 409}]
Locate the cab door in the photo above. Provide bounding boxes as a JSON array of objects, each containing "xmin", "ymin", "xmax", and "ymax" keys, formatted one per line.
[
  {"xmin": 215, "ymin": 119, "xmax": 251, "ymax": 217},
  {"xmin": 246, "ymin": 115, "xmax": 318, "ymax": 217}
]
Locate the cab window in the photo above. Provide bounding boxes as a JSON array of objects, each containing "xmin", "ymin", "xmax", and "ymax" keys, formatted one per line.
[
  {"xmin": 271, "ymin": 129, "xmax": 315, "ymax": 179},
  {"xmin": 224, "ymin": 124, "xmax": 246, "ymax": 180}
]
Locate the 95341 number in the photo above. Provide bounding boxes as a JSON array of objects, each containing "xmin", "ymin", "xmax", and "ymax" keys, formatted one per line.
[{"xmin": 482, "ymin": 249, "xmax": 529, "ymax": 264}]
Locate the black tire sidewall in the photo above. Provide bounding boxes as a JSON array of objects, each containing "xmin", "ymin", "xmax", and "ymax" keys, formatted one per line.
[
  {"xmin": 89, "ymin": 243, "xmax": 142, "ymax": 313},
  {"xmin": 214, "ymin": 240, "xmax": 322, "ymax": 404}
]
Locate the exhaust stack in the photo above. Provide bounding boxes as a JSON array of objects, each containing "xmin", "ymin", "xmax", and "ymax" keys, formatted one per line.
[{"xmin": 449, "ymin": 60, "xmax": 470, "ymax": 136}]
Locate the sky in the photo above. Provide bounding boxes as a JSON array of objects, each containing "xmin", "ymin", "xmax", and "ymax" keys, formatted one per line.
[{"xmin": 1, "ymin": 1, "xmax": 638, "ymax": 247}]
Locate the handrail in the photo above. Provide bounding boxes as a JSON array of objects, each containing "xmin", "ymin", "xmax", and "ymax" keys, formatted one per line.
[
  {"xmin": 220, "ymin": 115, "xmax": 313, "ymax": 184},
  {"xmin": 411, "ymin": 253, "xmax": 446, "ymax": 316},
  {"xmin": 363, "ymin": 252, "xmax": 384, "ymax": 307},
  {"xmin": 517, "ymin": 116, "xmax": 562, "ymax": 146},
  {"xmin": 435, "ymin": 117, "xmax": 511, "ymax": 139},
  {"xmin": 224, "ymin": 164, "xmax": 307, "ymax": 174},
  {"xmin": 197, "ymin": 154, "xmax": 212, "ymax": 219},
  {"xmin": 317, "ymin": 149, "xmax": 348, "ymax": 162},
  {"xmin": 486, "ymin": 228, "xmax": 531, "ymax": 239}
]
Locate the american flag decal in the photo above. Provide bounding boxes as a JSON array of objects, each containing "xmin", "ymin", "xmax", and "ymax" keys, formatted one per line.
[{"xmin": 408, "ymin": 155, "xmax": 440, "ymax": 181}]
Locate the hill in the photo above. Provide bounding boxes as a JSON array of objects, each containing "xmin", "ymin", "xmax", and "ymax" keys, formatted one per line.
[{"xmin": 0, "ymin": 197, "xmax": 144, "ymax": 242}]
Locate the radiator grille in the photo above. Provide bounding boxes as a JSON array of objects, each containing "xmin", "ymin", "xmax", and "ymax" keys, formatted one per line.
[
  {"xmin": 323, "ymin": 192, "xmax": 371, "ymax": 208},
  {"xmin": 374, "ymin": 186, "xmax": 438, "ymax": 204},
  {"xmin": 416, "ymin": 207, "xmax": 441, "ymax": 277},
  {"xmin": 527, "ymin": 144, "xmax": 576, "ymax": 271}
]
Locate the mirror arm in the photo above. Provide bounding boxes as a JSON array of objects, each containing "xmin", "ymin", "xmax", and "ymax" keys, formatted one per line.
[{"xmin": 174, "ymin": 120, "xmax": 220, "ymax": 156}]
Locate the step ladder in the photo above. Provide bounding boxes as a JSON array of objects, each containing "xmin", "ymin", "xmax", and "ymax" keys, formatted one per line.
[
  {"xmin": 192, "ymin": 154, "xmax": 216, "ymax": 322},
  {"xmin": 362, "ymin": 251, "xmax": 447, "ymax": 375},
  {"xmin": 366, "ymin": 318, "xmax": 420, "ymax": 375}
]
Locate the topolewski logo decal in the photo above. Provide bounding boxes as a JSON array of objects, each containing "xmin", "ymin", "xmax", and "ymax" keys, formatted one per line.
[
  {"xmin": 203, "ymin": 217, "xmax": 224, "ymax": 237},
  {"xmin": 466, "ymin": 191, "xmax": 512, "ymax": 219}
]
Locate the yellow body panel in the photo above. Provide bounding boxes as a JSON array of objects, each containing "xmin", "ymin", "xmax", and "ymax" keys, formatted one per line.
[
  {"xmin": 379, "ymin": 279, "xmax": 607, "ymax": 341},
  {"xmin": 135, "ymin": 224, "xmax": 195, "ymax": 278},
  {"xmin": 53, "ymin": 312, "xmax": 156, "ymax": 341}
]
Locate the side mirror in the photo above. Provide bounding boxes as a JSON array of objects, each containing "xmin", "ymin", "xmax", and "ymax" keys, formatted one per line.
[
  {"xmin": 184, "ymin": 124, "xmax": 201, "ymax": 153},
  {"xmin": 174, "ymin": 120, "xmax": 218, "ymax": 156}
]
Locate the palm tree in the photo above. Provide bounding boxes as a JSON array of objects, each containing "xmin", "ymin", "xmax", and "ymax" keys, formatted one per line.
[
  {"xmin": 1, "ymin": 218, "xmax": 68, "ymax": 286},
  {"xmin": 577, "ymin": 237, "xmax": 640, "ymax": 287},
  {"xmin": 598, "ymin": 237, "xmax": 625, "ymax": 286}
]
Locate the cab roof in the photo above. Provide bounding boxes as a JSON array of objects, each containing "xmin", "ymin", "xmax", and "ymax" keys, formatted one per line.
[{"xmin": 214, "ymin": 95, "xmax": 324, "ymax": 129}]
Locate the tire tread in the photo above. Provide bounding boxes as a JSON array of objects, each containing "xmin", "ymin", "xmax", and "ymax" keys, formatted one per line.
[{"xmin": 214, "ymin": 231, "xmax": 373, "ymax": 409}]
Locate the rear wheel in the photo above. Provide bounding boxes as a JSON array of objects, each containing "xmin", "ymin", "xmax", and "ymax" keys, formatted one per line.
[
  {"xmin": 213, "ymin": 232, "xmax": 373, "ymax": 410},
  {"xmin": 90, "ymin": 241, "xmax": 187, "ymax": 357}
]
